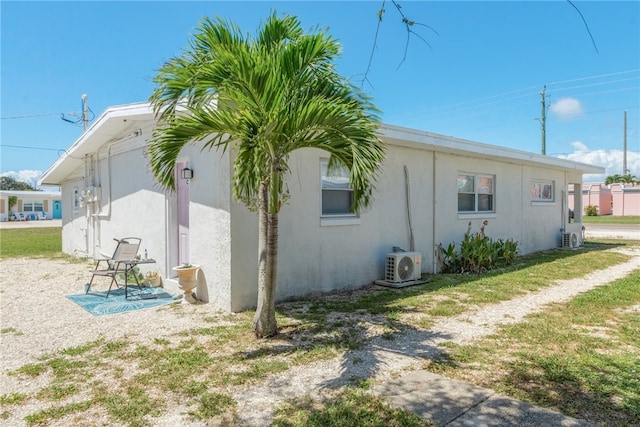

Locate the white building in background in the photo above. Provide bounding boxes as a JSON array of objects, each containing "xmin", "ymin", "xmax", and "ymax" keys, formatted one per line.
[
  {"xmin": 39, "ymin": 102, "xmax": 603, "ymax": 312},
  {"xmin": 0, "ymin": 190, "xmax": 62, "ymax": 222}
]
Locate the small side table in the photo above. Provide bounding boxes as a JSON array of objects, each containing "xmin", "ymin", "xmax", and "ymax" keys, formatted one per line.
[{"xmin": 122, "ymin": 258, "xmax": 157, "ymax": 300}]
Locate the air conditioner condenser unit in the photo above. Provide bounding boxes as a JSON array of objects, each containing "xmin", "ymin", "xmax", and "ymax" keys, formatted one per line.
[
  {"xmin": 385, "ymin": 252, "xmax": 422, "ymax": 283},
  {"xmin": 562, "ymin": 232, "xmax": 580, "ymax": 248}
]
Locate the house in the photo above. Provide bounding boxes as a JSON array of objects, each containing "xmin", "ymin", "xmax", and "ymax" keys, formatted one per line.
[
  {"xmin": 39, "ymin": 102, "xmax": 603, "ymax": 312},
  {"xmin": 0, "ymin": 190, "xmax": 62, "ymax": 222}
]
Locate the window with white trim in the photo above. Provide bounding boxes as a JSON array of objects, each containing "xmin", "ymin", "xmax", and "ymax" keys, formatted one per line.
[
  {"xmin": 22, "ymin": 200, "xmax": 44, "ymax": 212},
  {"xmin": 457, "ymin": 174, "xmax": 495, "ymax": 213},
  {"xmin": 530, "ymin": 181, "xmax": 554, "ymax": 202},
  {"xmin": 321, "ymin": 160, "xmax": 355, "ymax": 216}
]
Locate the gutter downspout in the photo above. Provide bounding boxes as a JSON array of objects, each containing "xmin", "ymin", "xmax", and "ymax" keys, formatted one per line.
[
  {"xmin": 91, "ymin": 129, "xmax": 141, "ymax": 254},
  {"xmin": 432, "ymin": 152, "xmax": 438, "ymax": 274},
  {"xmin": 404, "ymin": 165, "xmax": 415, "ymax": 252}
]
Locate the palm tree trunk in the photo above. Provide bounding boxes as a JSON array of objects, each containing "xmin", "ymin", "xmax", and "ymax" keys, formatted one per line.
[
  {"xmin": 253, "ymin": 179, "xmax": 278, "ymax": 338},
  {"xmin": 252, "ymin": 182, "xmax": 270, "ymax": 337},
  {"xmin": 253, "ymin": 162, "xmax": 281, "ymax": 338}
]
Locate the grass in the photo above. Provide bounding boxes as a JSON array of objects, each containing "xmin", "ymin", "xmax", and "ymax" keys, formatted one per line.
[
  {"xmin": 581, "ymin": 215, "xmax": 639, "ymax": 224},
  {"xmin": 1, "ymin": 226, "xmax": 639, "ymax": 425},
  {"xmin": 0, "ymin": 227, "xmax": 62, "ymax": 258},
  {"xmin": 272, "ymin": 386, "xmax": 431, "ymax": 427},
  {"xmin": 423, "ymin": 271, "xmax": 640, "ymax": 426}
]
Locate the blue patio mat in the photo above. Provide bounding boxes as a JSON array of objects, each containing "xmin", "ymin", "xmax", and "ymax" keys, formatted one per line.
[{"xmin": 66, "ymin": 287, "xmax": 178, "ymax": 317}]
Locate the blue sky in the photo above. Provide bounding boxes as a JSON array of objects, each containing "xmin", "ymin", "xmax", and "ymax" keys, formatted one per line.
[{"xmin": 1, "ymin": 0, "xmax": 639, "ymax": 186}]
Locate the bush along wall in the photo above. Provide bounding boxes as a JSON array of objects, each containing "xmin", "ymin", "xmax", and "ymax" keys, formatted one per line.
[{"xmin": 438, "ymin": 220, "xmax": 518, "ymax": 274}]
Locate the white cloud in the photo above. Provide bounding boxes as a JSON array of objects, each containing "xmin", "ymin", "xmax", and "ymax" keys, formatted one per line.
[
  {"xmin": 556, "ymin": 142, "xmax": 640, "ymax": 182},
  {"xmin": 0, "ymin": 169, "xmax": 60, "ymax": 191},
  {"xmin": 1, "ymin": 169, "xmax": 42, "ymax": 185},
  {"xmin": 549, "ymin": 97, "xmax": 583, "ymax": 121}
]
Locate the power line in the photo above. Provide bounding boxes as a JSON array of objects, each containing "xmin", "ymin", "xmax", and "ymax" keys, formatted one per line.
[
  {"xmin": 548, "ymin": 69, "xmax": 639, "ymax": 87},
  {"xmin": 548, "ymin": 77, "xmax": 639, "ymax": 94},
  {"xmin": 420, "ymin": 69, "xmax": 640, "ymax": 117},
  {"xmin": 0, "ymin": 113, "xmax": 63, "ymax": 120},
  {"xmin": 0, "ymin": 144, "xmax": 65, "ymax": 152}
]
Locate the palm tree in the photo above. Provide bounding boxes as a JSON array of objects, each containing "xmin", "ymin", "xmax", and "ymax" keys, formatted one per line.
[
  {"xmin": 148, "ymin": 12, "xmax": 386, "ymax": 337},
  {"xmin": 605, "ymin": 174, "xmax": 638, "ymax": 185}
]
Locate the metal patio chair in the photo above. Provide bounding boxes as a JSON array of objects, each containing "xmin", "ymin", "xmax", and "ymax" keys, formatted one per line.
[{"xmin": 85, "ymin": 237, "xmax": 142, "ymax": 297}]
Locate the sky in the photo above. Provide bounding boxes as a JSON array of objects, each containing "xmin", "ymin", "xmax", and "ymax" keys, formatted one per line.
[{"xmin": 1, "ymin": 0, "xmax": 639, "ymax": 187}]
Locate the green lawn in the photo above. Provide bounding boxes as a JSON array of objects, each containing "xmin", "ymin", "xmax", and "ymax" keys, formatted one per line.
[
  {"xmin": 582, "ymin": 215, "xmax": 639, "ymax": 224},
  {"xmin": 0, "ymin": 227, "xmax": 62, "ymax": 258}
]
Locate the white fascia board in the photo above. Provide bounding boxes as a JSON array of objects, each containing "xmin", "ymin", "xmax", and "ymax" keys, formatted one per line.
[
  {"xmin": 39, "ymin": 102, "xmax": 155, "ymax": 185},
  {"xmin": 379, "ymin": 123, "xmax": 605, "ymax": 174}
]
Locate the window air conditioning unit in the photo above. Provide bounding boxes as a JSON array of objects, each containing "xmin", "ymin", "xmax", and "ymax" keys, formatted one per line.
[
  {"xmin": 562, "ymin": 232, "xmax": 580, "ymax": 248},
  {"xmin": 385, "ymin": 252, "xmax": 422, "ymax": 283}
]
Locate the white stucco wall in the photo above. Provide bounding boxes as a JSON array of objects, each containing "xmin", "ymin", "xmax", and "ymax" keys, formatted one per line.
[
  {"xmin": 60, "ymin": 130, "xmax": 169, "ymax": 279},
  {"xmin": 256, "ymin": 146, "xmax": 436, "ymax": 304},
  {"xmin": 181, "ymin": 144, "xmax": 236, "ymax": 311},
  {"xmin": 49, "ymin": 103, "xmax": 600, "ymax": 313}
]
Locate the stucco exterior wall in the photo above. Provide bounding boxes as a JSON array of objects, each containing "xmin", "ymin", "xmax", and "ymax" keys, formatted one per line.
[
  {"xmin": 61, "ymin": 132, "xmax": 169, "ymax": 277},
  {"xmin": 215, "ymin": 145, "xmax": 589, "ymax": 311},
  {"xmin": 430, "ymin": 153, "xmax": 572, "ymax": 258},
  {"xmin": 611, "ymin": 185, "xmax": 640, "ymax": 216},
  {"xmin": 262, "ymin": 146, "xmax": 436, "ymax": 304},
  {"xmin": 46, "ymin": 103, "xmax": 602, "ymax": 313},
  {"xmin": 180, "ymin": 145, "xmax": 236, "ymax": 311}
]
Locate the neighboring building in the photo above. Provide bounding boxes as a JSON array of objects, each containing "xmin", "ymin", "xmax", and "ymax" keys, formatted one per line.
[
  {"xmin": 611, "ymin": 183, "xmax": 640, "ymax": 216},
  {"xmin": 568, "ymin": 182, "xmax": 639, "ymax": 216},
  {"xmin": 0, "ymin": 190, "xmax": 62, "ymax": 222},
  {"xmin": 39, "ymin": 102, "xmax": 603, "ymax": 312}
]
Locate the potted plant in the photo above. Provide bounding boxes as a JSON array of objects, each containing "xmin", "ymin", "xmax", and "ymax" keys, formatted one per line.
[
  {"xmin": 172, "ymin": 263, "xmax": 200, "ymax": 303},
  {"xmin": 143, "ymin": 270, "xmax": 162, "ymax": 287}
]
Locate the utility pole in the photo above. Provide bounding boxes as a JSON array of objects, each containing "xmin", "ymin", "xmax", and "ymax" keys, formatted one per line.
[
  {"xmin": 82, "ymin": 94, "xmax": 89, "ymax": 132},
  {"xmin": 623, "ymin": 110, "xmax": 627, "ymax": 175},
  {"xmin": 540, "ymin": 85, "xmax": 546, "ymax": 155}
]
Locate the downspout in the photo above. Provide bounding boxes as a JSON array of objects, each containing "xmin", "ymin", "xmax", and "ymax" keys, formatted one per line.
[
  {"xmin": 561, "ymin": 190, "xmax": 566, "ymax": 233},
  {"xmin": 91, "ymin": 129, "xmax": 141, "ymax": 255},
  {"xmin": 432, "ymin": 152, "xmax": 438, "ymax": 274},
  {"xmin": 92, "ymin": 129, "xmax": 142, "ymax": 221},
  {"xmin": 404, "ymin": 165, "xmax": 415, "ymax": 252},
  {"xmin": 83, "ymin": 156, "xmax": 90, "ymax": 258}
]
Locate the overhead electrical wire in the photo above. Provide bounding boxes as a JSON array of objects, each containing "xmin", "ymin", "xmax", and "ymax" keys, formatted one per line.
[
  {"xmin": 414, "ymin": 69, "xmax": 639, "ymax": 122},
  {"xmin": 0, "ymin": 144, "xmax": 64, "ymax": 151},
  {"xmin": 1, "ymin": 108, "xmax": 95, "ymax": 125}
]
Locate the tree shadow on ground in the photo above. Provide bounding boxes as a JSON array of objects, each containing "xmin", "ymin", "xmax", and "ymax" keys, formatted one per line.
[{"xmin": 246, "ymin": 241, "xmax": 638, "ymax": 420}]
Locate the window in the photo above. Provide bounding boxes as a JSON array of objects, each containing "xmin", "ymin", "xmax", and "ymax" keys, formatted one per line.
[
  {"xmin": 531, "ymin": 181, "xmax": 554, "ymax": 202},
  {"xmin": 321, "ymin": 160, "xmax": 354, "ymax": 216},
  {"xmin": 457, "ymin": 174, "xmax": 494, "ymax": 213},
  {"xmin": 22, "ymin": 200, "xmax": 44, "ymax": 212}
]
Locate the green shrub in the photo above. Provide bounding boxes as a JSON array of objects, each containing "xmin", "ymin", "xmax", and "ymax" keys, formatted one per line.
[
  {"xmin": 584, "ymin": 205, "xmax": 598, "ymax": 216},
  {"xmin": 438, "ymin": 221, "xmax": 518, "ymax": 274}
]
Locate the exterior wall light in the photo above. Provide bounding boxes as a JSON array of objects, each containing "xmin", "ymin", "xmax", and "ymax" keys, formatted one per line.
[{"xmin": 181, "ymin": 167, "xmax": 194, "ymax": 180}]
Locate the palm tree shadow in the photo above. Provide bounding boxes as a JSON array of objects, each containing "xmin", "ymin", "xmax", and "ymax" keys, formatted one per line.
[
  {"xmin": 319, "ymin": 324, "xmax": 453, "ymax": 390},
  {"xmin": 274, "ymin": 293, "xmax": 455, "ymax": 391},
  {"xmin": 271, "ymin": 241, "xmax": 630, "ymax": 390}
]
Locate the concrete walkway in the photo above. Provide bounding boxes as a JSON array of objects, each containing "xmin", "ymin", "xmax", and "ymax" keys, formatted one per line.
[{"xmin": 374, "ymin": 370, "xmax": 595, "ymax": 426}]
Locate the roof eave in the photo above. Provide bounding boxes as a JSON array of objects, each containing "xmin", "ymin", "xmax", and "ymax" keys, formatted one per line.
[
  {"xmin": 379, "ymin": 123, "xmax": 605, "ymax": 175},
  {"xmin": 39, "ymin": 102, "xmax": 155, "ymax": 185}
]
